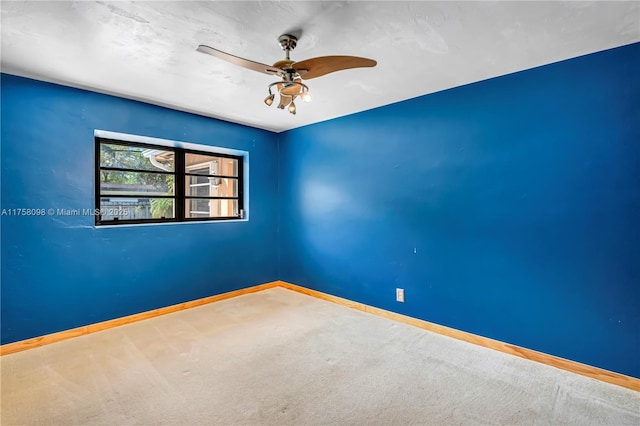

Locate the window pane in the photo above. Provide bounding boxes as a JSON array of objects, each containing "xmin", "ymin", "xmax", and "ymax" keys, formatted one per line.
[
  {"xmin": 185, "ymin": 176, "xmax": 238, "ymax": 197},
  {"xmin": 186, "ymin": 198, "xmax": 238, "ymax": 218},
  {"xmin": 100, "ymin": 143, "xmax": 175, "ymax": 172},
  {"xmin": 100, "ymin": 171, "xmax": 174, "ymax": 196},
  {"xmin": 185, "ymin": 154, "xmax": 238, "ymax": 177},
  {"xmin": 99, "ymin": 198, "xmax": 175, "ymax": 220}
]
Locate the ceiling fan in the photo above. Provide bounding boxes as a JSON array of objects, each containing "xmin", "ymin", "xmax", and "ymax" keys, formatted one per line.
[{"xmin": 196, "ymin": 34, "xmax": 377, "ymax": 115}]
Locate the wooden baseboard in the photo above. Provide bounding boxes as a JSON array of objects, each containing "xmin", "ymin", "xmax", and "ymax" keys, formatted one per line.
[
  {"xmin": 275, "ymin": 281, "xmax": 640, "ymax": 392},
  {"xmin": 0, "ymin": 281, "xmax": 280, "ymax": 356},
  {"xmin": 2, "ymin": 279, "xmax": 637, "ymax": 392}
]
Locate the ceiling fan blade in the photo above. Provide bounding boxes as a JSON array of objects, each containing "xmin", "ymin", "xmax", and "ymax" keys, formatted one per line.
[
  {"xmin": 292, "ymin": 56, "xmax": 377, "ymax": 80},
  {"xmin": 196, "ymin": 45, "xmax": 282, "ymax": 76}
]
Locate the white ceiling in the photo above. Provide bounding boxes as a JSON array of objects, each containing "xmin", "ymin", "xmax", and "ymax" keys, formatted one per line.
[{"xmin": 2, "ymin": 1, "xmax": 639, "ymax": 133}]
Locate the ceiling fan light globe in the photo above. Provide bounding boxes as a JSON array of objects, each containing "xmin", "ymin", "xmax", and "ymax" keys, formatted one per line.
[
  {"xmin": 264, "ymin": 93, "xmax": 275, "ymax": 106},
  {"xmin": 289, "ymin": 102, "xmax": 297, "ymax": 114},
  {"xmin": 301, "ymin": 92, "xmax": 312, "ymax": 103}
]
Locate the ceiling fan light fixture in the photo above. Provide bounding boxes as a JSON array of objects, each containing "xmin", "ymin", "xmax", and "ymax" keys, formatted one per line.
[
  {"xmin": 267, "ymin": 80, "xmax": 310, "ymax": 112},
  {"xmin": 264, "ymin": 93, "xmax": 275, "ymax": 106}
]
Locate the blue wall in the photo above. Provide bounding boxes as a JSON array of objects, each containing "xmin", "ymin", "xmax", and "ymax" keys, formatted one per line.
[
  {"xmin": 1, "ymin": 74, "xmax": 279, "ymax": 344},
  {"xmin": 279, "ymin": 43, "xmax": 640, "ymax": 378}
]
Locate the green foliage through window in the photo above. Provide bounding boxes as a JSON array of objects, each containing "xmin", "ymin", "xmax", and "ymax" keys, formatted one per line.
[{"xmin": 96, "ymin": 137, "xmax": 244, "ymax": 225}]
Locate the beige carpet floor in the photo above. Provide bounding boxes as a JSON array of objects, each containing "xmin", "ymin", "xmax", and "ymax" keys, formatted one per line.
[{"xmin": 1, "ymin": 287, "xmax": 638, "ymax": 425}]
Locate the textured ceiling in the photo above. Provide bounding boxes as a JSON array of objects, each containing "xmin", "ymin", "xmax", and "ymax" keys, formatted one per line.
[{"xmin": 2, "ymin": 1, "xmax": 639, "ymax": 133}]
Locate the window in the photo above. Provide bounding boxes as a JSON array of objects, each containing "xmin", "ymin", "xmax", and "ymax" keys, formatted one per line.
[{"xmin": 95, "ymin": 137, "xmax": 244, "ymax": 225}]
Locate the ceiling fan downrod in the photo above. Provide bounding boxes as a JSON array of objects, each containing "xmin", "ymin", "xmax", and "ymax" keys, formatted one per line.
[{"xmin": 278, "ymin": 34, "xmax": 297, "ymax": 61}]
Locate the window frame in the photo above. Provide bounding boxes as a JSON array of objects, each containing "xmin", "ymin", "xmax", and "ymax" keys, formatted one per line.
[{"xmin": 95, "ymin": 136, "xmax": 244, "ymax": 226}]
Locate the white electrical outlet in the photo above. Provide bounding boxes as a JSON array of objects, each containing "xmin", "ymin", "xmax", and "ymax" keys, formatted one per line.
[{"xmin": 396, "ymin": 288, "xmax": 405, "ymax": 303}]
